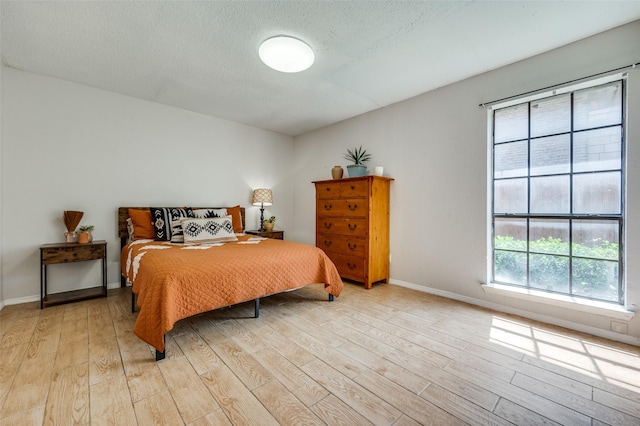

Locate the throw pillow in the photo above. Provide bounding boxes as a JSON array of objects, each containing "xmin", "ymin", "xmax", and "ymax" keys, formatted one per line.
[
  {"xmin": 227, "ymin": 205, "xmax": 243, "ymax": 233},
  {"xmin": 180, "ymin": 216, "xmax": 238, "ymax": 244},
  {"xmin": 150, "ymin": 207, "xmax": 194, "ymax": 242},
  {"xmin": 193, "ymin": 208, "xmax": 227, "ymax": 218},
  {"xmin": 128, "ymin": 208, "xmax": 155, "ymax": 240}
]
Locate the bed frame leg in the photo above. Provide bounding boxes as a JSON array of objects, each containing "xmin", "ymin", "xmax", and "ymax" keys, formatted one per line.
[
  {"xmin": 329, "ymin": 294, "xmax": 334, "ymax": 302},
  {"xmin": 254, "ymin": 298, "xmax": 260, "ymax": 318},
  {"xmin": 156, "ymin": 335, "xmax": 166, "ymax": 361}
]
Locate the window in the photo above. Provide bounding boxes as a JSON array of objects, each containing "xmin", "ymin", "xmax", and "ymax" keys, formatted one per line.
[{"xmin": 491, "ymin": 79, "xmax": 624, "ymax": 304}]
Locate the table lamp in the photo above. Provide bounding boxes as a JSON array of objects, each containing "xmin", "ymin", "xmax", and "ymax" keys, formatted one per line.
[{"xmin": 251, "ymin": 188, "xmax": 273, "ymax": 231}]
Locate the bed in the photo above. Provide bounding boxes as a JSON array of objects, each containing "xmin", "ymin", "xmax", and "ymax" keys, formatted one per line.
[{"xmin": 118, "ymin": 206, "xmax": 343, "ymax": 360}]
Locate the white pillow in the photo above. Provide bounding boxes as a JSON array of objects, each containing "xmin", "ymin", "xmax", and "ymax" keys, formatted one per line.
[{"xmin": 180, "ymin": 216, "xmax": 238, "ymax": 244}]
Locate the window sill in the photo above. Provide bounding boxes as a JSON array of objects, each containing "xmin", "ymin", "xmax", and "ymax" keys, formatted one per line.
[{"xmin": 481, "ymin": 283, "xmax": 634, "ymax": 321}]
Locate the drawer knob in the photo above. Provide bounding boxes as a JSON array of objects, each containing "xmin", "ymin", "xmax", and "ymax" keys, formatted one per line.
[
  {"xmin": 324, "ymin": 240, "xmax": 332, "ymax": 247},
  {"xmin": 324, "ymin": 204, "xmax": 332, "ymax": 210},
  {"xmin": 324, "ymin": 222, "xmax": 333, "ymax": 229},
  {"xmin": 348, "ymin": 243, "xmax": 357, "ymax": 250},
  {"xmin": 348, "ymin": 224, "xmax": 357, "ymax": 230},
  {"xmin": 350, "ymin": 185, "xmax": 355, "ymax": 190},
  {"xmin": 325, "ymin": 187, "xmax": 331, "ymax": 192},
  {"xmin": 347, "ymin": 262, "xmax": 357, "ymax": 270},
  {"xmin": 348, "ymin": 204, "xmax": 357, "ymax": 211}
]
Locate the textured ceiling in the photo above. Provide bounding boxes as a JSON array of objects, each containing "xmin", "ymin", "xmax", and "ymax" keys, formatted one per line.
[{"xmin": 2, "ymin": 1, "xmax": 640, "ymax": 136}]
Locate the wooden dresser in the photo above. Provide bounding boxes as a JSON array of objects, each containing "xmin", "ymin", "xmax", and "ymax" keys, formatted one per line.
[{"xmin": 313, "ymin": 175, "xmax": 393, "ymax": 289}]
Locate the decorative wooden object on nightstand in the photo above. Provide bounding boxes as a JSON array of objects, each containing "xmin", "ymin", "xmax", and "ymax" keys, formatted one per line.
[
  {"xmin": 39, "ymin": 240, "xmax": 108, "ymax": 309},
  {"xmin": 314, "ymin": 175, "xmax": 393, "ymax": 289},
  {"xmin": 245, "ymin": 230, "xmax": 284, "ymax": 240}
]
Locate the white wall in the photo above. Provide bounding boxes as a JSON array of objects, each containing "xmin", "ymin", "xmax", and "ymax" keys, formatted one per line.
[
  {"xmin": 292, "ymin": 21, "xmax": 640, "ymax": 342},
  {"xmin": 1, "ymin": 68, "xmax": 293, "ymax": 302}
]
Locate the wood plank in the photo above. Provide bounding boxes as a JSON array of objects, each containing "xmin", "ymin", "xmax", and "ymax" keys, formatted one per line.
[
  {"xmin": 353, "ymin": 369, "xmax": 465, "ymax": 425},
  {"xmin": 280, "ymin": 311, "xmax": 348, "ymax": 348},
  {"xmin": 384, "ymin": 349, "xmax": 499, "ymax": 411},
  {"xmin": 134, "ymin": 390, "xmax": 185, "ymax": 425},
  {"xmin": 461, "ymin": 342, "xmax": 593, "ymax": 399},
  {"xmin": 43, "ymin": 362, "xmax": 89, "ymax": 425},
  {"xmin": 0, "ymin": 315, "xmax": 39, "ymax": 348},
  {"xmin": 26, "ymin": 313, "xmax": 63, "ymax": 359},
  {"xmin": 310, "ymin": 394, "xmax": 374, "ymax": 426},
  {"xmin": 493, "ymin": 397, "xmax": 564, "ymax": 426},
  {"xmin": 253, "ymin": 322, "xmax": 317, "ymax": 367},
  {"xmin": 173, "ymin": 329, "xmax": 224, "ymax": 375},
  {"xmin": 0, "ymin": 351, "xmax": 55, "ymax": 417},
  {"xmin": 89, "ymin": 338, "xmax": 124, "ymax": 386},
  {"xmin": 0, "ymin": 405, "xmax": 45, "ymax": 426},
  {"xmin": 511, "ymin": 372, "xmax": 640, "ymax": 425},
  {"xmin": 252, "ymin": 347, "xmax": 329, "ymax": 407},
  {"xmin": 120, "ymin": 348, "xmax": 166, "ymax": 402},
  {"xmin": 0, "ymin": 343, "xmax": 28, "ymax": 409},
  {"xmin": 268, "ymin": 316, "xmax": 368, "ymax": 379},
  {"xmin": 54, "ymin": 335, "xmax": 89, "ymax": 370},
  {"xmin": 445, "ymin": 361, "xmax": 591, "ymax": 426},
  {"xmin": 214, "ymin": 319, "xmax": 269, "ymax": 354},
  {"xmin": 127, "ymin": 367, "xmax": 166, "ymax": 403},
  {"xmin": 523, "ymin": 352, "xmax": 640, "ymax": 400},
  {"xmin": 252, "ymin": 380, "xmax": 325, "ymax": 425},
  {"xmin": 187, "ymin": 408, "xmax": 233, "ymax": 426},
  {"xmin": 421, "ymin": 384, "xmax": 515, "ymax": 426},
  {"xmin": 89, "ymin": 375, "xmax": 137, "ymax": 425},
  {"xmin": 59, "ymin": 313, "xmax": 88, "ymax": 344},
  {"xmin": 210, "ymin": 337, "xmax": 273, "ymax": 390},
  {"xmin": 360, "ymin": 319, "xmax": 454, "ymax": 369},
  {"xmin": 88, "ymin": 312, "xmax": 116, "ymax": 343},
  {"xmin": 593, "ymin": 387, "xmax": 640, "ymax": 418},
  {"xmin": 322, "ymin": 319, "xmax": 396, "ymax": 357},
  {"xmin": 200, "ymin": 364, "xmax": 279, "ymax": 425},
  {"xmin": 302, "ymin": 358, "xmax": 401, "ymax": 425},
  {"xmin": 158, "ymin": 356, "xmax": 219, "ymax": 423},
  {"xmin": 336, "ymin": 341, "xmax": 429, "ymax": 394}
]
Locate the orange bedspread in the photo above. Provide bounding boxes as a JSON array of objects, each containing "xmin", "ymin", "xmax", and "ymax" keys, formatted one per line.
[{"xmin": 121, "ymin": 235, "xmax": 343, "ymax": 351}]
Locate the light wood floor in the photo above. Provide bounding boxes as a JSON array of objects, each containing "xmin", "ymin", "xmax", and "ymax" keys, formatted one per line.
[{"xmin": 1, "ymin": 282, "xmax": 639, "ymax": 425}]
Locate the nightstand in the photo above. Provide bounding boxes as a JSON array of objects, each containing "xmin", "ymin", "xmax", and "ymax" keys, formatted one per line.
[
  {"xmin": 39, "ymin": 240, "xmax": 108, "ymax": 309},
  {"xmin": 245, "ymin": 230, "xmax": 284, "ymax": 240}
]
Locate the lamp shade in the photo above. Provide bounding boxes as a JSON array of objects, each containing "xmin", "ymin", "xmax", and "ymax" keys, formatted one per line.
[{"xmin": 252, "ymin": 188, "xmax": 273, "ymax": 206}]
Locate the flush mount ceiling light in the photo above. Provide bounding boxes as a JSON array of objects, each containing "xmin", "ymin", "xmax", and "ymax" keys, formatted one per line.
[{"xmin": 259, "ymin": 36, "xmax": 315, "ymax": 73}]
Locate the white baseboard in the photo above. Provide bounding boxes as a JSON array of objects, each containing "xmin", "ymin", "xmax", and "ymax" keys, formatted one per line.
[
  {"xmin": 0, "ymin": 282, "xmax": 124, "ymax": 309},
  {"xmin": 389, "ymin": 279, "xmax": 640, "ymax": 347}
]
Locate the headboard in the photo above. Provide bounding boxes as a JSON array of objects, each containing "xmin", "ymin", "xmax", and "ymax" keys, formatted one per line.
[{"xmin": 118, "ymin": 206, "xmax": 246, "ymax": 246}]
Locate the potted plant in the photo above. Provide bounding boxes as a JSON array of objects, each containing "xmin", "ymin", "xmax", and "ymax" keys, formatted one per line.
[
  {"xmin": 263, "ymin": 216, "xmax": 276, "ymax": 232},
  {"xmin": 78, "ymin": 225, "xmax": 94, "ymax": 244},
  {"xmin": 344, "ymin": 145, "xmax": 371, "ymax": 177}
]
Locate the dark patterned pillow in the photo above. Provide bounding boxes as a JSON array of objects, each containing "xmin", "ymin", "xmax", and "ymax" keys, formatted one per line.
[
  {"xmin": 193, "ymin": 208, "xmax": 227, "ymax": 219},
  {"xmin": 150, "ymin": 207, "xmax": 194, "ymax": 242}
]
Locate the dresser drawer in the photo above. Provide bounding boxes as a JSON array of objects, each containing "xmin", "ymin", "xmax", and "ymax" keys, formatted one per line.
[
  {"xmin": 317, "ymin": 218, "xmax": 367, "ymax": 237},
  {"xmin": 338, "ymin": 180, "xmax": 368, "ymax": 198},
  {"xmin": 316, "ymin": 179, "xmax": 369, "ymax": 199},
  {"xmin": 317, "ymin": 199, "xmax": 368, "ymax": 217},
  {"xmin": 326, "ymin": 252, "xmax": 365, "ymax": 280},
  {"xmin": 317, "ymin": 233, "xmax": 366, "ymax": 257},
  {"xmin": 316, "ymin": 182, "xmax": 340, "ymax": 199}
]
